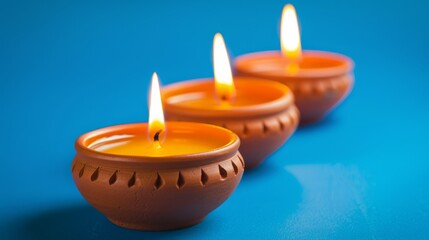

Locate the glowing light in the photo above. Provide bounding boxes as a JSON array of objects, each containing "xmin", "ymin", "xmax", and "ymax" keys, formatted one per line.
[
  {"xmin": 148, "ymin": 72, "xmax": 165, "ymax": 147},
  {"xmin": 280, "ymin": 4, "xmax": 302, "ymax": 61},
  {"xmin": 213, "ymin": 33, "xmax": 236, "ymax": 101}
]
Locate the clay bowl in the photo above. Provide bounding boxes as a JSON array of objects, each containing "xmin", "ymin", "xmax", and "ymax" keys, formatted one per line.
[
  {"xmin": 162, "ymin": 79, "xmax": 299, "ymax": 169},
  {"xmin": 234, "ymin": 51, "xmax": 354, "ymax": 124},
  {"xmin": 72, "ymin": 122, "xmax": 243, "ymax": 231}
]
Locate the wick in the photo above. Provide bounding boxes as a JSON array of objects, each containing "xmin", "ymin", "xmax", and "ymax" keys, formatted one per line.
[
  {"xmin": 153, "ymin": 130, "xmax": 161, "ymax": 142},
  {"xmin": 152, "ymin": 130, "xmax": 162, "ymax": 149}
]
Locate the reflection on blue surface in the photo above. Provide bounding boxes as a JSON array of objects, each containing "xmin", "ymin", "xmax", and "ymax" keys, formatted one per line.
[
  {"xmin": 1, "ymin": 0, "xmax": 429, "ymax": 239},
  {"xmin": 284, "ymin": 164, "xmax": 371, "ymax": 238}
]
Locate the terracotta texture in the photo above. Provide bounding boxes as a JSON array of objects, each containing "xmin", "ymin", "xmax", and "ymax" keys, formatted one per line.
[
  {"xmin": 162, "ymin": 79, "xmax": 299, "ymax": 169},
  {"xmin": 72, "ymin": 122, "xmax": 243, "ymax": 231},
  {"xmin": 234, "ymin": 51, "xmax": 354, "ymax": 124}
]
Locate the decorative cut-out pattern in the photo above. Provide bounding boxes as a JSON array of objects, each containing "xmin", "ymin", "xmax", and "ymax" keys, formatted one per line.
[
  {"xmin": 72, "ymin": 154, "xmax": 244, "ymax": 190},
  {"xmin": 109, "ymin": 170, "xmax": 118, "ymax": 185},
  {"xmin": 154, "ymin": 173, "xmax": 164, "ymax": 190},
  {"xmin": 262, "ymin": 122, "xmax": 269, "ymax": 134},
  {"xmin": 292, "ymin": 75, "xmax": 350, "ymax": 97},
  {"xmin": 91, "ymin": 167, "xmax": 99, "ymax": 182},
  {"xmin": 176, "ymin": 172, "xmax": 185, "ymax": 189},
  {"xmin": 243, "ymin": 124, "xmax": 249, "ymax": 136},
  {"xmin": 128, "ymin": 172, "xmax": 136, "ymax": 187},
  {"xmin": 213, "ymin": 106, "xmax": 297, "ymax": 140},
  {"xmin": 238, "ymin": 154, "xmax": 245, "ymax": 167},
  {"xmin": 219, "ymin": 165, "xmax": 227, "ymax": 179},
  {"xmin": 71, "ymin": 162, "xmax": 76, "ymax": 173},
  {"xmin": 201, "ymin": 169, "xmax": 209, "ymax": 186},
  {"xmin": 231, "ymin": 161, "xmax": 238, "ymax": 175},
  {"xmin": 278, "ymin": 118, "xmax": 285, "ymax": 131},
  {"xmin": 79, "ymin": 164, "xmax": 86, "ymax": 178}
]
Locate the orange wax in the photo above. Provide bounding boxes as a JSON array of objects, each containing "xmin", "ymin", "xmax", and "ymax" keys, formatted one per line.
[
  {"xmin": 82, "ymin": 122, "xmax": 237, "ymax": 157},
  {"xmin": 162, "ymin": 78, "xmax": 293, "ymax": 117},
  {"xmin": 234, "ymin": 50, "xmax": 352, "ymax": 78}
]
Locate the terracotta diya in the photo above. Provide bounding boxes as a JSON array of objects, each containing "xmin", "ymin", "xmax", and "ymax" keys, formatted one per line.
[
  {"xmin": 72, "ymin": 73, "xmax": 243, "ymax": 231},
  {"xmin": 163, "ymin": 34, "xmax": 299, "ymax": 169},
  {"xmin": 234, "ymin": 4, "xmax": 354, "ymax": 124}
]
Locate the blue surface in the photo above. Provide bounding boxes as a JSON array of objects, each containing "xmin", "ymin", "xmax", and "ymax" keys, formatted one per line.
[{"xmin": 1, "ymin": 0, "xmax": 429, "ymax": 239}]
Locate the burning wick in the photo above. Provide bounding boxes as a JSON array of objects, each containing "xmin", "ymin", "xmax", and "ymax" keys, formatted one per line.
[
  {"xmin": 153, "ymin": 130, "xmax": 162, "ymax": 142},
  {"xmin": 213, "ymin": 33, "xmax": 236, "ymax": 102},
  {"xmin": 152, "ymin": 130, "xmax": 162, "ymax": 149},
  {"xmin": 148, "ymin": 72, "xmax": 166, "ymax": 149},
  {"xmin": 280, "ymin": 4, "xmax": 302, "ymax": 74}
]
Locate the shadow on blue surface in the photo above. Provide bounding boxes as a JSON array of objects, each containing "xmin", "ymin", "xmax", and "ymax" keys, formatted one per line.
[
  {"xmin": 13, "ymin": 204, "xmax": 217, "ymax": 240},
  {"xmin": 10, "ymin": 161, "xmax": 302, "ymax": 240}
]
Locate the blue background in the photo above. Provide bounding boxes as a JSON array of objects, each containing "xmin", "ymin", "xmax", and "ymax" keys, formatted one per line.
[{"xmin": 1, "ymin": 0, "xmax": 429, "ymax": 239}]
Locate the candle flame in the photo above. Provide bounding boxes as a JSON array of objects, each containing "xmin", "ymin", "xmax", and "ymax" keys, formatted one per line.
[
  {"xmin": 148, "ymin": 72, "xmax": 165, "ymax": 147},
  {"xmin": 213, "ymin": 33, "xmax": 236, "ymax": 101},
  {"xmin": 280, "ymin": 4, "xmax": 302, "ymax": 61}
]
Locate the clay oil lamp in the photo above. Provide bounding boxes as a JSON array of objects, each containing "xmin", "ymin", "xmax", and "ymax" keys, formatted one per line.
[
  {"xmin": 162, "ymin": 33, "xmax": 299, "ymax": 169},
  {"xmin": 71, "ymin": 73, "xmax": 244, "ymax": 231},
  {"xmin": 234, "ymin": 4, "xmax": 354, "ymax": 124}
]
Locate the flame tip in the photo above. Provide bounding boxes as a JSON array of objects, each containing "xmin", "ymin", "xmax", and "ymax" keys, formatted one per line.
[
  {"xmin": 214, "ymin": 33, "xmax": 224, "ymax": 43},
  {"xmin": 212, "ymin": 32, "xmax": 235, "ymax": 100},
  {"xmin": 151, "ymin": 72, "xmax": 159, "ymax": 82},
  {"xmin": 284, "ymin": 4, "xmax": 295, "ymax": 9},
  {"xmin": 280, "ymin": 3, "xmax": 302, "ymax": 60}
]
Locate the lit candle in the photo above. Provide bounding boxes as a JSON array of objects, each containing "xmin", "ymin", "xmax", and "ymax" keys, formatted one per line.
[
  {"xmin": 213, "ymin": 33, "xmax": 236, "ymax": 101},
  {"xmin": 71, "ymin": 73, "xmax": 244, "ymax": 231},
  {"xmin": 163, "ymin": 33, "xmax": 299, "ymax": 169},
  {"xmin": 281, "ymin": 4, "xmax": 301, "ymax": 74},
  {"xmin": 234, "ymin": 4, "xmax": 354, "ymax": 124},
  {"xmin": 90, "ymin": 73, "xmax": 227, "ymax": 156}
]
